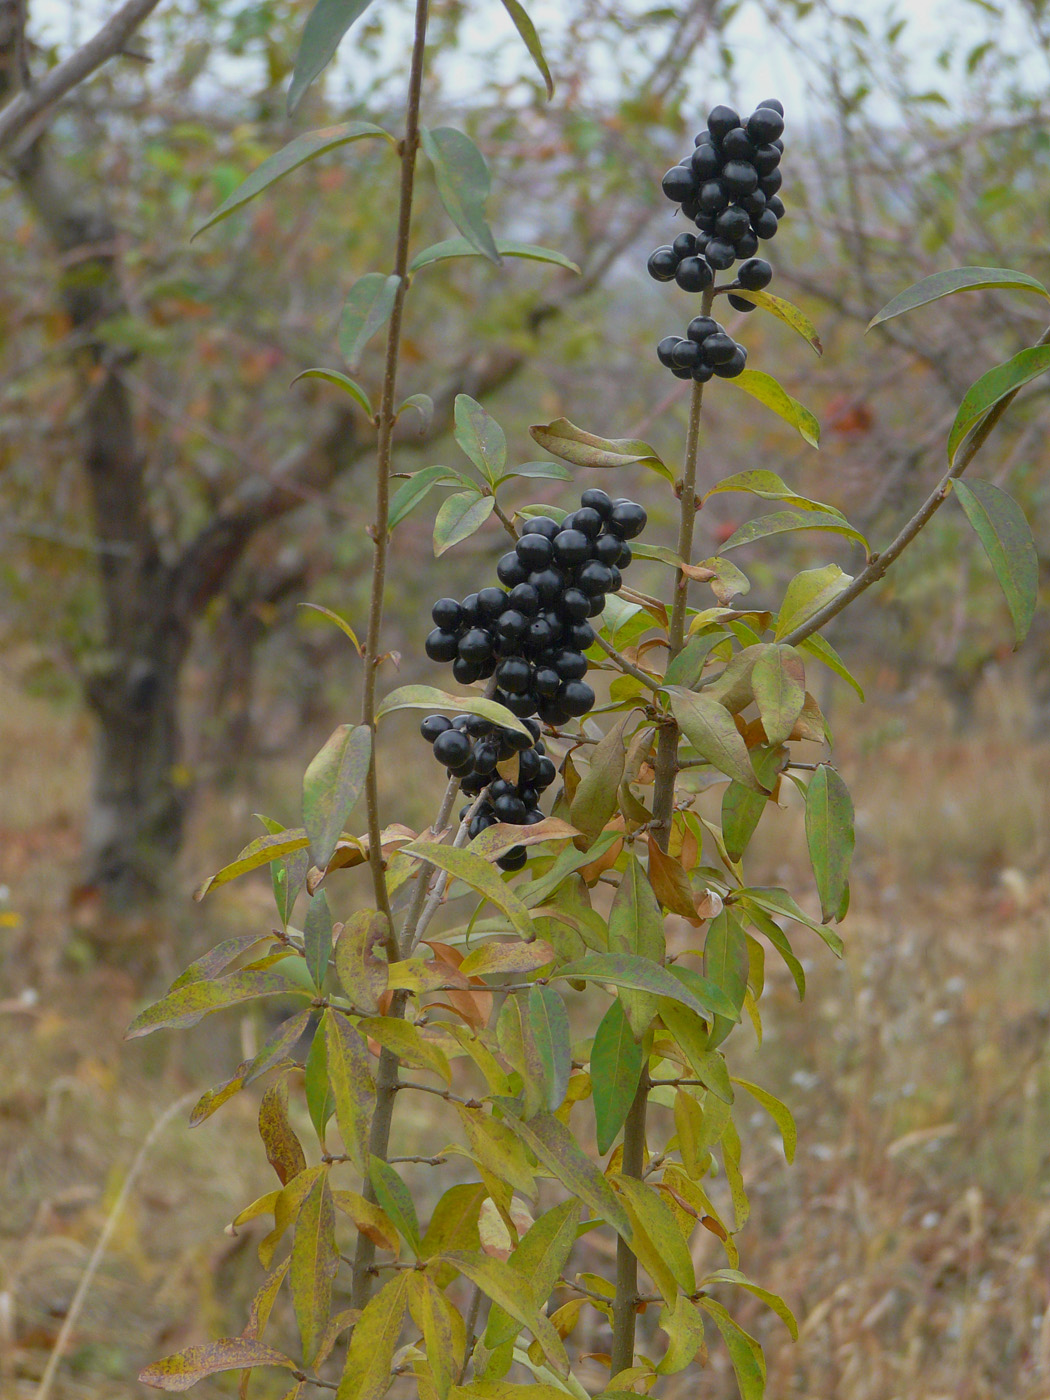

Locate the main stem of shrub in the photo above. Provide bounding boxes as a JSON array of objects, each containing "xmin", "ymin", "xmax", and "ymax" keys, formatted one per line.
[{"xmin": 609, "ymin": 286, "xmax": 712, "ymax": 1374}]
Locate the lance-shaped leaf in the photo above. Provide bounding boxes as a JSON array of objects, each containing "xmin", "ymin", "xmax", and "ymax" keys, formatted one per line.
[
  {"xmin": 729, "ymin": 368, "xmax": 820, "ymax": 447},
  {"xmin": 499, "ymin": 0, "xmax": 553, "ymax": 96},
  {"xmin": 698, "ymin": 1295, "xmax": 766, "ymax": 1400},
  {"xmin": 954, "ymin": 478, "xmax": 1038, "ymax": 646},
  {"xmin": 422, "ymin": 126, "xmax": 501, "ymax": 264},
  {"xmin": 607, "ymin": 854, "xmax": 664, "ymax": 1035},
  {"xmin": 243, "ymin": 1255, "xmax": 292, "ymax": 1339},
  {"xmin": 721, "ymin": 781, "xmax": 766, "ymax": 864},
  {"xmin": 305, "ymin": 1026, "xmax": 333, "ymax": 1142},
  {"xmin": 357, "ymin": 1016, "xmax": 451, "ymax": 1084},
  {"xmin": 484, "ymin": 1199, "xmax": 582, "ymax": 1350},
  {"xmin": 570, "ymin": 713, "xmax": 629, "ymax": 844},
  {"xmin": 732, "ymin": 1077, "xmax": 797, "ymax": 1164},
  {"xmin": 869, "ymin": 265, "xmax": 1050, "ymax": 329},
  {"xmin": 302, "ymin": 725, "xmax": 370, "ymax": 871},
  {"xmin": 454, "ymin": 394, "xmax": 507, "ymax": 483},
  {"xmin": 408, "ymin": 1272, "xmax": 460, "ymax": 1400},
  {"xmin": 437, "ymin": 1251, "xmax": 569, "ymax": 1375},
  {"xmin": 303, "ymin": 891, "xmax": 334, "ymax": 991},
  {"xmin": 339, "ymin": 273, "xmax": 401, "ymax": 370},
  {"xmin": 259, "ymin": 1076, "xmax": 308, "ymax": 1185},
  {"xmin": 459, "ymin": 938, "xmax": 556, "ymax": 977},
  {"xmin": 804, "ymin": 765, "xmax": 855, "ymax": 923},
  {"xmin": 751, "ymin": 645, "xmax": 805, "ymax": 748},
  {"xmin": 591, "ymin": 997, "xmax": 643, "ymax": 1154},
  {"xmin": 370, "ymin": 1157, "xmax": 421, "ymax": 1254},
  {"xmin": 657, "ymin": 999, "xmax": 734, "ymax": 1104},
  {"xmin": 738, "ymin": 886, "xmax": 843, "ymax": 957},
  {"xmin": 388, "ymin": 465, "xmax": 460, "ymax": 531},
  {"xmin": 194, "ymin": 830, "xmax": 310, "ymax": 900},
  {"xmin": 376, "ymin": 684, "xmax": 529, "ymax": 736},
  {"xmin": 503, "ymin": 459, "xmax": 573, "ymax": 481},
  {"xmin": 528, "ymin": 985, "xmax": 571, "ymax": 1111},
  {"xmin": 453, "ymin": 1107, "xmax": 537, "ymax": 1199},
  {"xmin": 948, "ymin": 345, "xmax": 1050, "ymax": 463},
  {"xmin": 704, "ymin": 909, "xmax": 749, "ymax": 1049},
  {"xmin": 402, "ymin": 841, "xmax": 533, "ymax": 936},
  {"xmin": 701, "ymin": 468, "xmax": 844, "ymax": 517},
  {"xmin": 529, "ymin": 418, "xmax": 674, "ymax": 483},
  {"xmin": 336, "ymin": 1273, "xmax": 409, "ymax": 1400},
  {"xmin": 774, "ymin": 564, "xmax": 852, "ymax": 641},
  {"xmin": 139, "ymin": 1339, "xmax": 296, "ymax": 1391},
  {"xmin": 292, "ymin": 367, "xmax": 373, "ymax": 417},
  {"xmin": 668, "ymin": 689, "xmax": 764, "ymax": 793},
  {"xmin": 291, "ymin": 1172, "xmax": 338, "ymax": 1365},
  {"xmin": 126, "ymin": 965, "xmax": 307, "ymax": 1038},
  {"xmin": 797, "ymin": 631, "xmax": 865, "ymax": 700},
  {"xmin": 744, "ymin": 905, "xmax": 806, "ymax": 999},
  {"xmin": 703, "ymin": 1267, "xmax": 798, "ymax": 1338},
  {"xmin": 558, "ymin": 953, "xmax": 738, "ymax": 1022},
  {"xmin": 434, "ymin": 490, "xmax": 496, "ymax": 556},
  {"xmin": 288, "ymin": 0, "xmax": 377, "ymax": 113},
  {"xmin": 722, "ymin": 288, "xmax": 823, "ymax": 354},
  {"xmin": 613, "ymin": 1174, "xmax": 695, "ymax": 1296},
  {"xmin": 332, "ymin": 1188, "xmax": 400, "ymax": 1254},
  {"xmin": 298, "ymin": 602, "xmax": 363, "ymax": 655},
  {"xmin": 410, "ymin": 236, "xmax": 577, "ymax": 273},
  {"xmin": 720, "ymin": 508, "xmax": 866, "ymax": 554},
  {"xmin": 499, "ymin": 1111, "xmax": 632, "ymax": 1240},
  {"xmin": 657, "ymin": 1294, "xmax": 706, "ymax": 1375},
  {"xmin": 324, "ymin": 1011, "xmax": 374, "ymax": 1171},
  {"xmin": 335, "ymin": 909, "xmax": 390, "ymax": 1013},
  {"xmin": 169, "ymin": 932, "xmax": 275, "ymax": 989},
  {"xmin": 194, "ymin": 122, "xmax": 392, "ymax": 235}
]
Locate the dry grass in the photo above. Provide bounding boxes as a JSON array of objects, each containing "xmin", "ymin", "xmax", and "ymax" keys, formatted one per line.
[{"xmin": 3, "ymin": 667, "xmax": 1050, "ymax": 1398}]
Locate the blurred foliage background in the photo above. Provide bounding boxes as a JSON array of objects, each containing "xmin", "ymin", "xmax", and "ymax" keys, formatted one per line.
[{"xmin": 3, "ymin": 0, "xmax": 1050, "ymax": 1394}]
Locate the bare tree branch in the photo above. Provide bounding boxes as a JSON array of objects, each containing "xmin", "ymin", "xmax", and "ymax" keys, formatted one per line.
[{"xmin": 0, "ymin": 0, "xmax": 163, "ymax": 154}]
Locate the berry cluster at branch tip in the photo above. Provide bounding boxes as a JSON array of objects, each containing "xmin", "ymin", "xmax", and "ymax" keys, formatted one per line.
[
  {"xmin": 419, "ymin": 713, "xmax": 555, "ymax": 870},
  {"xmin": 648, "ymin": 98, "xmax": 785, "ymax": 380}
]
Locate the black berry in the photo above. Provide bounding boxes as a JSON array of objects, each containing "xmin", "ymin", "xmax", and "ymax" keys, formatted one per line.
[
  {"xmin": 747, "ymin": 107, "xmax": 784, "ymax": 144},
  {"xmin": 675, "ymin": 257, "xmax": 713, "ymax": 293},
  {"xmin": 498, "ymin": 657, "xmax": 532, "ymax": 693},
  {"xmin": 713, "ymin": 344, "xmax": 747, "ymax": 378},
  {"xmin": 704, "ymin": 239, "xmax": 735, "ymax": 271},
  {"xmin": 560, "ymin": 681, "xmax": 596, "ymax": 718},
  {"xmin": 647, "ymin": 246, "xmax": 678, "ymax": 282},
  {"xmin": 431, "ymin": 598, "xmax": 462, "ymax": 631},
  {"xmin": 433, "ymin": 729, "xmax": 471, "ymax": 768},
  {"xmin": 707, "ymin": 105, "xmax": 740, "ymax": 142},
  {"xmin": 426, "ymin": 629, "xmax": 460, "ymax": 663},
  {"xmin": 522, "ymin": 515, "xmax": 561, "ymax": 540},
  {"xmin": 420, "ymin": 714, "xmax": 452, "ymax": 743},
  {"xmin": 516, "ymin": 533, "xmax": 553, "ymax": 569},
  {"xmin": 661, "ymin": 166, "xmax": 697, "ymax": 203},
  {"xmin": 609, "ymin": 500, "xmax": 647, "ymax": 540},
  {"xmin": 580, "ymin": 488, "xmax": 613, "ymax": 519},
  {"xmin": 553, "ymin": 529, "xmax": 591, "ymax": 567},
  {"xmin": 658, "ymin": 336, "xmax": 683, "ymax": 367},
  {"xmin": 507, "ymin": 583, "xmax": 540, "ymax": 616},
  {"xmin": 738, "ymin": 257, "xmax": 773, "ymax": 290},
  {"xmin": 497, "ymin": 552, "xmax": 528, "ymax": 588}
]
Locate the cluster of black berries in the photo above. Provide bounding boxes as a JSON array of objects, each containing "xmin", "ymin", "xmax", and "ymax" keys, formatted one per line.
[
  {"xmin": 420, "ymin": 713, "xmax": 557, "ymax": 870},
  {"xmin": 648, "ymin": 99, "xmax": 785, "ymax": 291},
  {"xmin": 656, "ymin": 303, "xmax": 763, "ymax": 383},
  {"xmin": 423, "ymin": 488, "xmax": 646, "ymax": 728}
]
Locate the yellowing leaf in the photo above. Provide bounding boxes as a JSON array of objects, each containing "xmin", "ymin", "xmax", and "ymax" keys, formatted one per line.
[{"xmin": 139, "ymin": 1339, "xmax": 296, "ymax": 1391}]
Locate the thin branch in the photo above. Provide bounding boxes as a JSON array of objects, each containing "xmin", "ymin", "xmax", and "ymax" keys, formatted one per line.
[
  {"xmin": 395, "ymin": 1081, "xmax": 480, "ymax": 1107},
  {"xmin": 591, "ymin": 631, "xmax": 662, "ymax": 693},
  {"xmin": 0, "ymin": 0, "xmax": 164, "ymax": 154}
]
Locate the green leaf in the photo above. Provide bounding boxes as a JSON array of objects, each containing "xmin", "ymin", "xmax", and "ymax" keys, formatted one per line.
[
  {"xmin": 739, "ymin": 886, "xmax": 843, "ymax": 957},
  {"xmin": 529, "ymin": 418, "xmax": 674, "ymax": 484},
  {"xmin": 194, "ymin": 122, "xmax": 391, "ymax": 235},
  {"xmin": 751, "ymin": 645, "xmax": 806, "ymax": 747},
  {"xmin": 139, "ymin": 1339, "xmax": 296, "ymax": 1391},
  {"xmin": 357, "ymin": 1016, "xmax": 451, "ymax": 1084},
  {"xmin": 613, "ymin": 1174, "xmax": 695, "ymax": 1296},
  {"xmin": 805, "ymin": 765, "xmax": 855, "ymax": 922},
  {"xmin": 402, "ymin": 842, "xmax": 533, "ymax": 936},
  {"xmin": 721, "ymin": 779, "xmax": 765, "ymax": 865},
  {"xmin": 557, "ymin": 952, "xmax": 739, "ymax": 1022},
  {"xmin": 501, "ymin": 460, "xmax": 573, "ymax": 481},
  {"xmin": 458, "ymin": 938, "xmax": 557, "ymax": 977},
  {"xmin": 499, "ymin": 0, "xmax": 554, "ymax": 96},
  {"xmin": 194, "ymin": 831, "xmax": 310, "ymax": 900},
  {"xmin": 291, "ymin": 367, "xmax": 373, "ymax": 417},
  {"xmin": 336, "ymin": 1274, "xmax": 409, "ymax": 1400},
  {"xmin": 701, "ymin": 469, "xmax": 844, "ymax": 517},
  {"xmin": 324, "ymin": 1010, "xmax": 374, "ymax": 1172},
  {"xmin": 774, "ymin": 565, "xmax": 853, "ymax": 641},
  {"xmin": 388, "ymin": 465, "xmax": 459, "ymax": 531},
  {"xmin": 421, "ymin": 126, "xmax": 501, "ymax": 264},
  {"xmin": 704, "ymin": 1267, "xmax": 797, "ymax": 1339},
  {"xmin": 454, "ymin": 395, "xmax": 507, "ymax": 484},
  {"xmin": 744, "ymin": 906, "xmax": 805, "ymax": 998},
  {"xmin": 304, "ymin": 1018, "xmax": 334, "ymax": 1141},
  {"xmin": 731, "ymin": 1079, "xmax": 797, "ymax": 1165},
  {"xmin": 723, "ymin": 289, "xmax": 823, "ymax": 354},
  {"xmin": 797, "ymin": 632, "xmax": 865, "ymax": 700},
  {"xmin": 569, "ymin": 714, "xmax": 629, "ymax": 844},
  {"xmin": 376, "ymin": 685, "xmax": 530, "ymax": 735},
  {"xmin": 704, "ymin": 908, "xmax": 749, "ymax": 1049},
  {"xmin": 497, "ymin": 1113, "xmax": 633, "ymax": 1242},
  {"xmin": 607, "ymin": 854, "xmax": 665, "ymax": 1037},
  {"xmin": 290, "ymin": 1173, "xmax": 338, "ymax": 1365},
  {"xmin": 948, "ymin": 345, "xmax": 1050, "ymax": 463},
  {"xmin": 126, "ymin": 966, "xmax": 307, "ymax": 1038},
  {"xmin": 339, "ymin": 273, "xmax": 401, "ymax": 370},
  {"xmin": 657, "ymin": 1000, "xmax": 734, "ymax": 1104},
  {"xmin": 334, "ymin": 909, "xmax": 390, "ymax": 1014},
  {"xmin": 720, "ymin": 509, "xmax": 866, "ymax": 553},
  {"xmin": 667, "ymin": 689, "xmax": 764, "ymax": 792},
  {"xmin": 288, "ymin": 0, "xmax": 376, "ymax": 113},
  {"xmin": 484, "ymin": 1199, "xmax": 583, "ymax": 1350},
  {"xmin": 953, "ymin": 478, "xmax": 1039, "ymax": 645},
  {"xmin": 664, "ymin": 634, "xmax": 720, "ymax": 688},
  {"xmin": 437, "ymin": 1251, "xmax": 569, "ymax": 1376},
  {"xmin": 303, "ymin": 891, "xmax": 334, "ymax": 992},
  {"xmin": 591, "ymin": 999, "xmax": 642, "ymax": 1154},
  {"xmin": 434, "ymin": 490, "xmax": 496, "ymax": 556},
  {"xmin": 169, "ymin": 932, "xmax": 275, "ymax": 989},
  {"xmin": 369, "ymin": 1157, "xmax": 421, "ymax": 1254},
  {"xmin": 396, "ymin": 392, "xmax": 434, "ymax": 432},
  {"xmin": 528, "ymin": 984, "xmax": 572, "ymax": 1111},
  {"xmin": 245, "ymin": 1008, "xmax": 313, "ymax": 1087},
  {"xmin": 868, "ymin": 265, "xmax": 1049, "ymax": 329},
  {"xmin": 302, "ymin": 723, "xmax": 371, "ymax": 870},
  {"xmin": 408, "ymin": 1273, "xmax": 459, "ymax": 1400},
  {"xmin": 298, "ymin": 603, "xmax": 363, "ymax": 655},
  {"xmin": 656, "ymin": 1294, "xmax": 705, "ymax": 1375},
  {"xmin": 698, "ymin": 1296, "xmax": 765, "ymax": 1399},
  {"xmin": 409, "ymin": 237, "xmax": 578, "ymax": 274},
  {"xmin": 730, "ymin": 368, "xmax": 820, "ymax": 446}
]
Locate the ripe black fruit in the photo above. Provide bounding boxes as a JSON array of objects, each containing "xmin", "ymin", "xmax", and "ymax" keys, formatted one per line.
[
  {"xmin": 661, "ymin": 166, "xmax": 696, "ymax": 203},
  {"xmin": 534, "ymin": 667, "xmax": 561, "ymax": 698},
  {"xmin": 494, "ymin": 794, "xmax": 527, "ymax": 824},
  {"xmin": 433, "ymin": 729, "xmax": 471, "ymax": 768},
  {"xmin": 766, "ymin": 194, "xmax": 785, "ymax": 219},
  {"xmin": 647, "ymin": 246, "xmax": 678, "ymax": 282},
  {"xmin": 591, "ymin": 534, "xmax": 623, "ymax": 567},
  {"xmin": 568, "ymin": 621, "xmax": 595, "ymax": 650},
  {"xmin": 497, "ymin": 610, "xmax": 528, "ymax": 645},
  {"xmin": 752, "ymin": 143, "xmax": 781, "ymax": 177},
  {"xmin": 658, "ymin": 335, "xmax": 683, "ymax": 367},
  {"xmin": 690, "ymin": 143, "xmax": 721, "ymax": 180},
  {"xmin": 752, "ymin": 208, "xmax": 779, "ymax": 240},
  {"xmin": 431, "ymin": 598, "xmax": 462, "ymax": 630},
  {"xmin": 746, "ymin": 106, "xmax": 784, "ymax": 143},
  {"xmin": 497, "ymin": 552, "xmax": 528, "ymax": 587},
  {"xmin": 609, "ymin": 501, "xmax": 647, "ymax": 539},
  {"xmin": 560, "ymin": 680, "xmax": 596, "ymax": 718},
  {"xmin": 699, "ymin": 180, "xmax": 729, "ymax": 214},
  {"xmin": 672, "ymin": 232, "xmax": 698, "ymax": 259},
  {"xmin": 576, "ymin": 561, "xmax": 614, "ymax": 597},
  {"xmin": 477, "ymin": 588, "xmax": 506, "ymax": 620},
  {"xmin": 758, "ymin": 97, "xmax": 784, "ymax": 115},
  {"xmin": 452, "ymin": 656, "xmax": 482, "ymax": 685},
  {"xmin": 497, "ymin": 846, "xmax": 528, "ymax": 872},
  {"xmin": 473, "ymin": 741, "xmax": 499, "ymax": 774},
  {"xmin": 713, "ymin": 344, "xmax": 747, "ymax": 377},
  {"xmin": 420, "ymin": 714, "xmax": 452, "ymax": 743},
  {"xmin": 671, "ymin": 365, "xmax": 692, "ymax": 380},
  {"xmin": 701, "ymin": 333, "xmax": 738, "ymax": 366},
  {"xmin": 728, "ymin": 293, "xmax": 757, "ymax": 313},
  {"xmin": 498, "ymin": 657, "xmax": 531, "ymax": 693},
  {"xmin": 516, "ymin": 533, "xmax": 553, "ymax": 569},
  {"xmin": 580, "ymin": 488, "xmax": 613, "ymax": 518},
  {"xmin": 707, "ymin": 104, "xmax": 740, "ymax": 141},
  {"xmin": 458, "ymin": 628, "xmax": 493, "ymax": 663},
  {"xmin": 759, "ymin": 168, "xmax": 782, "ymax": 197},
  {"xmin": 522, "ymin": 515, "xmax": 560, "ymax": 539},
  {"xmin": 553, "ymin": 529, "xmax": 591, "ymax": 567},
  {"xmin": 715, "ymin": 205, "xmax": 751, "ymax": 242},
  {"xmin": 692, "ymin": 361, "xmax": 715, "ymax": 382},
  {"xmin": 426, "ymin": 628, "xmax": 459, "ymax": 662},
  {"xmin": 530, "ymin": 568, "xmax": 567, "ymax": 605},
  {"xmin": 671, "ymin": 339, "xmax": 703, "ymax": 370},
  {"xmin": 464, "ymin": 715, "xmax": 491, "ymax": 736},
  {"xmin": 573, "ymin": 507, "xmax": 603, "ymax": 539},
  {"xmin": 722, "ymin": 126, "xmax": 754, "ymax": 160},
  {"xmin": 560, "ymin": 587, "xmax": 591, "ymax": 620},
  {"xmin": 675, "ymin": 257, "xmax": 713, "ymax": 293},
  {"xmin": 705, "ymin": 239, "xmax": 735, "ymax": 270},
  {"xmin": 722, "ymin": 160, "xmax": 759, "ymax": 196},
  {"xmin": 734, "ymin": 229, "xmax": 759, "ymax": 259},
  {"xmin": 505, "ymin": 692, "xmax": 538, "ymax": 718},
  {"xmin": 459, "ymin": 593, "xmax": 479, "ymax": 625},
  {"xmin": 738, "ymin": 257, "xmax": 773, "ymax": 290},
  {"xmin": 526, "ymin": 617, "xmax": 556, "ymax": 653},
  {"xmin": 687, "ymin": 315, "xmax": 719, "ymax": 342}
]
